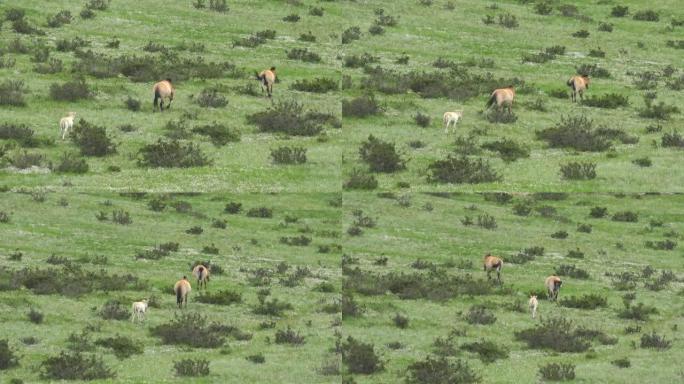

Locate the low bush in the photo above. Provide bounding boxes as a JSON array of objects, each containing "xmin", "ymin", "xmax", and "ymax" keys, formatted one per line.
[
  {"xmin": 40, "ymin": 351, "xmax": 114, "ymax": 380},
  {"xmin": 252, "ymin": 296, "xmax": 293, "ymax": 316},
  {"xmin": 196, "ymin": 290, "xmax": 241, "ymax": 305},
  {"xmin": 9, "ymin": 151, "xmax": 45, "ymax": 169},
  {"xmin": 536, "ymin": 115, "xmax": 614, "ymax": 151},
  {"xmin": 53, "ymin": 152, "xmax": 89, "ymax": 173},
  {"xmin": 99, "ymin": 300, "xmax": 129, "ymax": 320},
  {"xmin": 538, "ymin": 362, "xmax": 575, "ymax": 381},
  {"xmin": 47, "ymin": 10, "xmax": 73, "ymax": 27},
  {"xmin": 70, "ymin": 119, "xmax": 116, "ymax": 157},
  {"xmin": 137, "ymin": 139, "xmax": 210, "ymax": 168},
  {"xmin": 560, "ymin": 161, "xmax": 597, "ymax": 180},
  {"xmin": 582, "ymin": 93, "xmax": 628, "ymax": 108},
  {"xmin": 576, "ymin": 63, "xmax": 611, "ymax": 78},
  {"xmin": 572, "ymin": 29, "xmax": 590, "ymax": 38},
  {"xmin": 461, "ymin": 339, "xmax": 508, "ymax": 363},
  {"xmin": 246, "ymin": 207, "xmax": 272, "ymax": 218},
  {"xmin": 498, "ymin": 13, "xmax": 518, "ymax": 28},
  {"xmin": 481, "ymin": 139, "xmax": 529, "ymax": 162},
  {"xmin": 405, "ymin": 355, "xmax": 479, "ymax": 384},
  {"xmin": 465, "ymin": 305, "xmax": 496, "ymax": 325},
  {"xmin": 286, "ymin": 48, "xmax": 320, "ymax": 63},
  {"xmin": 192, "ymin": 123, "xmax": 240, "ymax": 146},
  {"xmin": 50, "ymin": 78, "xmax": 92, "ymax": 101},
  {"xmin": 343, "ymin": 52, "xmax": 378, "ymax": 68},
  {"xmin": 359, "ymin": 135, "xmax": 406, "ymax": 173},
  {"xmin": 341, "ymin": 26, "xmax": 362, "ymax": 44},
  {"xmin": 341, "ymin": 336, "xmax": 383, "ymax": 374},
  {"xmin": 640, "ymin": 332, "xmax": 671, "ymax": 350},
  {"xmin": 247, "ymin": 100, "xmax": 323, "ymax": 136},
  {"xmin": 290, "ymin": 77, "xmax": 338, "ymax": 93},
  {"xmin": 485, "ymin": 109, "xmax": 517, "ymax": 124},
  {"xmin": 343, "ymin": 95, "xmax": 381, "ymax": 118},
  {"xmin": 555, "ymin": 264, "xmax": 589, "ymax": 279},
  {"xmin": 633, "ymin": 10, "xmax": 659, "ymax": 21},
  {"xmin": 515, "ymin": 317, "xmax": 591, "ymax": 352},
  {"xmin": 560, "ymin": 293, "xmax": 607, "ymax": 309},
  {"xmin": 270, "ymin": 146, "xmax": 307, "ymax": 164},
  {"xmin": 343, "ymin": 169, "xmax": 378, "ymax": 190},
  {"xmin": 611, "ymin": 6, "xmax": 629, "ymax": 17},
  {"xmin": 427, "ymin": 155, "xmax": 501, "ymax": 184},
  {"xmin": 617, "ymin": 302, "xmax": 658, "ymax": 321},
  {"xmin": 598, "ymin": 22, "xmax": 613, "ymax": 32},
  {"xmin": 661, "ymin": 131, "xmax": 684, "ymax": 148},
  {"xmin": 150, "ymin": 313, "xmax": 225, "ymax": 348},
  {"xmin": 95, "ymin": 335, "xmax": 143, "ymax": 359},
  {"xmin": 0, "ymin": 80, "xmax": 27, "ymax": 107},
  {"xmin": 0, "ymin": 339, "xmax": 19, "ymax": 370},
  {"xmin": 174, "ymin": 359, "xmax": 210, "ymax": 377},
  {"xmin": 275, "ymin": 327, "xmax": 305, "ymax": 345},
  {"xmin": 612, "ymin": 211, "xmax": 638, "ymax": 222},
  {"xmin": 194, "ymin": 88, "xmax": 227, "ymax": 108}
]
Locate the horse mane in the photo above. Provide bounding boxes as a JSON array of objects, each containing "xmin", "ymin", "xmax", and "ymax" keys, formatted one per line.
[
  {"xmin": 165, "ymin": 78, "xmax": 172, "ymax": 83},
  {"xmin": 270, "ymin": 66, "xmax": 276, "ymax": 71}
]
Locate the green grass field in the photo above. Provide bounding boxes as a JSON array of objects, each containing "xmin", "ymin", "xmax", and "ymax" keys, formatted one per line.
[{"xmin": 0, "ymin": 0, "xmax": 682, "ymax": 383}]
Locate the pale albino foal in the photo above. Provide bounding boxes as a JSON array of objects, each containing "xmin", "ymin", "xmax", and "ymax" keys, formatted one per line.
[
  {"xmin": 59, "ymin": 112, "xmax": 76, "ymax": 140},
  {"xmin": 130, "ymin": 299, "xmax": 148, "ymax": 322},
  {"xmin": 528, "ymin": 295, "xmax": 538, "ymax": 319},
  {"xmin": 443, "ymin": 111, "xmax": 463, "ymax": 133}
]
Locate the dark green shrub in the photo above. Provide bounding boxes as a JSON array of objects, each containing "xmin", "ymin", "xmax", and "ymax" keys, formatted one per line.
[
  {"xmin": 618, "ymin": 302, "xmax": 658, "ymax": 321},
  {"xmin": 632, "ymin": 157, "xmax": 652, "ymax": 167},
  {"xmin": 536, "ymin": 116, "xmax": 612, "ymax": 151},
  {"xmin": 12, "ymin": 18, "xmax": 44, "ymax": 35},
  {"xmin": 485, "ymin": 109, "xmax": 517, "ymax": 124},
  {"xmin": 538, "ymin": 362, "xmax": 575, "ymax": 381},
  {"xmin": 86, "ymin": 0, "xmax": 110, "ymax": 11},
  {"xmin": 576, "ymin": 63, "xmax": 611, "ymax": 78},
  {"xmin": 551, "ymin": 230, "xmax": 569, "ymax": 239},
  {"xmin": 515, "ymin": 317, "xmax": 591, "ymax": 352},
  {"xmin": 535, "ymin": 2, "xmax": 553, "ymax": 15},
  {"xmin": 481, "ymin": 139, "xmax": 529, "ymax": 162},
  {"xmin": 598, "ymin": 22, "xmax": 613, "ymax": 32},
  {"xmin": 224, "ymin": 202, "xmax": 242, "ymax": 214},
  {"xmin": 343, "ymin": 95, "xmax": 381, "ymax": 118},
  {"xmin": 275, "ymin": 327, "xmax": 305, "ymax": 345},
  {"xmin": 27, "ymin": 308, "xmax": 44, "ymax": 324},
  {"xmin": 196, "ymin": 290, "xmax": 241, "ymax": 305},
  {"xmin": 640, "ymin": 332, "xmax": 671, "ymax": 350},
  {"xmin": 414, "ymin": 112, "xmax": 431, "ymax": 127},
  {"xmin": 33, "ymin": 58, "xmax": 63, "ymax": 74},
  {"xmin": 582, "ymin": 93, "xmax": 628, "ymax": 108},
  {"xmin": 252, "ymin": 297, "xmax": 293, "ymax": 316},
  {"xmin": 498, "ymin": 13, "xmax": 518, "ymax": 28},
  {"xmin": 465, "ymin": 305, "xmax": 496, "ymax": 325},
  {"xmin": 611, "ymin": 6, "xmax": 629, "ymax": 17},
  {"xmin": 572, "ymin": 29, "xmax": 590, "ymax": 38},
  {"xmin": 55, "ymin": 37, "xmax": 90, "ymax": 52},
  {"xmin": 50, "ymin": 78, "xmax": 92, "ymax": 101},
  {"xmin": 359, "ymin": 135, "xmax": 406, "ymax": 173},
  {"xmin": 40, "ymin": 351, "xmax": 114, "ymax": 380},
  {"xmin": 150, "ymin": 313, "xmax": 225, "ymax": 348},
  {"xmin": 344, "ymin": 169, "xmax": 378, "ymax": 190},
  {"xmin": 427, "ymin": 155, "xmax": 500, "ymax": 184},
  {"xmin": 461, "ymin": 339, "xmax": 509, "ymax": 363},
  {"xmin": 0, "ymin": 80, "xmax": 27, "ymax": 107},
  {"xmin": 590, "ymin": 206, "xmax": 607, "ymax": 218},
  {"xmin": 341, "ymin": 336, "xmax": 383, "ymax": 374},
  {"xmin": 194, "ymin": 88, "xmax": 227, "ymax": 108},
  {"xmin": 612, "ymin": 211, "xmax": 638, "ymax": 222},
  {"xmin": 633, "ymin": 10, "xmax": 659, "ymax": 21},
  {"xmin": 612, "ymin": 358, "xmax": 631, "ymax": 368},
  {"xmin": 286, "ymin": 48, "xmax": 321, "ymax": 63},
  {"xmin": 560, "ymin": 161, "xmax": 596, "ymax": 180},
  {"xmin": 137, "ymin": 139, "xmax": 210, "ymax": 168},
  {"xmin": 0, "ymin": 123, "xmax": 35, "ymax": 146},
  {"xmin": 69, "ymin": 119, "xmax": 116, "ymax": 157},
  {"xmin": 392, "ymin": 313, "xmax": 409, "ymax": 328},
  {"xmin": 99, "ymin": 300, "xmax": 129, "ymax": 320},
  {"xmin": 47, "ymin": 10, "xmax": 73, "ymax": 27},
  {"xmin": 9, "ymin": 150, "xmax": 45, "ymax": 169},
  {"xmin": 4, "ymin": 8, "xmax": 25, "ymax": 21},
  {"xmin": 405, "ymin": 356, "xmax": 480, "ymax": 384},
  {"xmin": 186, "ymin": 226, "xmax": 203, "ymax": 235},
  {"xmin": 53, "ymin": 152, "xmax": 89, "ymax": 173},
  {"xmin": 246, "ymin": 207, "xmax": 272, "ymax": 218},
  {"xmin": 341, "ymin": 26, "xmax": 361, "ymax": 44},
  {"xmin": 0, "ymin": 339, "xmax": 19, "ymax": 370},
  {"xmin": 343, "ymin": 53, "xmax": 378, "ymax": 68},
  {"xmin": 95, "ymin": 335, "xmax": 143, "ymax": 359},
  {"xmin": 555, "ymin": 264, "xmax": 589, "ymax": 279},
  {"xmin": 246, "ymin": 353, "xmax": 265, "ymax": 364},
  {"xmin": 192, "ymin": 123, "xmax": 240, "ymax": 146},
  {"xmin": 661, "ymin": 131, "xmax": 684, "ymax": 148},
  {"xmin": 208, "ymin": 0, "xmax": 228, "ymax": 12},
  {"xmin": 280, "ymin": 235, "xmax": 311, "ymax": 246},
  {"xmin": 270, "ymin": 146, "xmax": 307, "ymax": 164},
  {"xmin": 560, "ymin": 294, "xmax": 607, "ymax": 309},
  {"xmin": 247, "ymin": 100, "xmax": 323, "ymax": 136},
  {"xmin": 290, "ymin": 77, "xmax": 338, "ymax": 93}
]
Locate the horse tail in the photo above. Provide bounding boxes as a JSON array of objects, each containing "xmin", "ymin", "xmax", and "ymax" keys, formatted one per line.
[
  {"xmin": 256, "ymin": 71, "xmax": 263, "ymax": 81},
  {"xmin": 486, "ymin": 92, "xmax": 496, "ymax": 108},
  {"xmin": 153, "ymin": 88, "xmax": 161, "ymax": 110},
  {"xmin": 567, "ymin": 78, "xmax": 575, "ymax": 90},
  {"xmin": 175, "ymin": 285, "xmax": 182, "ymax": 306}
]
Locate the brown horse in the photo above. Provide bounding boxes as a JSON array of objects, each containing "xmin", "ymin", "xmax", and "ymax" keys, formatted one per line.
[
  {"xmin": 567, "ymin": 75, "xmax": 590, "ymax": 102},
  {"xmin": 485, "ymin": 85, "xmax": 515, "ymax": 113},
  {"xmin": 173, "ymin": 276, "xmax": 191, "ymax": 308},
  {"xmin": 256, "ymin": 67, "xmax": 276, "ymax": 98},
  {"xmin": 192, "ymin": 264, "xmax": 210, "ymax": 290},
  {"xmin": 545, "ymin": 275, "xmax": 563, "ymax": 301},
  {"xmin": 153, "ymin": 79, "xmax": 175, "ymax": 112},
  {"xmin": 483, "ymin": 253, "xmax": 503, "ymax": 283}
]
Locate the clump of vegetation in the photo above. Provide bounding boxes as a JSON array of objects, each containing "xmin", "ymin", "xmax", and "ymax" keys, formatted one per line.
[
  {"xmin": 174, "ymin": 358, "xmax": 210, "ymax": 377},
  {"xmin": 275, "ymin": 327, "xmax": 306, "ymax": 345},
  {"xmin": 639, "ymin": 94, "xmax": 679, "ymax": 120},
  {"xmin": 582, "ymin": 93, "xmax": 628, "ymax": 109},
  {"xmin": 192, "ymin": 123, "xmax": 240, "ymax": 146},
  {"xmin": 246, "ymin": 207, "xmax": 273, "ymax": 218},
  {"xmin": 341, "ymin": 26, "xmax": 362, "ymax": 44},
  {"xmin": 138, "ymin": 139, "xmax": 210, "ymax": 168},
  {"xmin": 247, "ymin": 100, "xmax": 324, "ymax": 136},
  {"xmin": 0, "ymin": 339, "xmax": 19, "ymax": 370},
  {"xmin": 53, "ymin": 153, "xmax": 89, "ymax": 174},
  {"xmin": 344, "ymin": 169, "xmax": 378, "ymax": 190},
  {"xmin": 150, "ymin": 313, "xmax": 226, "ymax": 348},
  {"xmin": 270, "ymin": 146, "xmax": 307, "ymax": 164},
  {"xmin": 612, "ymin": 211, "xmax": 638, "ymax": 222},
  {"xmin": 538, "ymin": 362, "xmax": 575, "ymax": 381},
  {"xmin": 359, "ymin": 135, "xmax": 406, "ymax": 173},
  {"xmin": 341, "ymin": 336, "xmax": 383, "ymax": 374},
  {"xmin": 196, "ymin": 290, "xmax": 241, "ymax": 306},
  {"xmin": 555, "ymin": 264, "xmax": 589, "ymax": 279},
  {"xmin": 286, "ymin": 48, "xmax": 321, "ymax": 63},
  {"xmin": 0, "ymin": 80, "xmax": 27, "ymax": 107},
  {"xmin": 461, "ymin": 339, "xmax": 509, "ymax": 363},
  {"xmin": 99, "ymin": 299, "xmax": 130, "ymax": 320},
  {"xmin": 465, "ymin": 305, "xmax": 496, "ymax": 325},
  {"xmin": 576, "ymin": 63, "xmax": 611, "ymax": 78},
  {"xmin": 515, "ymin": 317, "xmax": 591, "ymax": 352},
  {"xmin": 49, "ymin": 78, "xmax": 92, "ymax": 101},
  {"xmin": 618, "ymin": 302, "xmax": 658, "ymax": 321},
  {"xmin": 343, "ymin": 95, "xmax": 381, "ymax": 118},
  {"xmin": 194, "ymin": 88, "xmax": 227, "ymax": 108},
  {"xmin": 611, "ymin": 6, "xmax": 629, "ymax": 17},
  {"xmin": 428, "ymin": 155, "xmax": 500, "ymax": 184},
  {"xmin": 633, "ymin": 10, "xmax": 659, "ymax": 22},
  {"xmin": 498, "ymin": 13, "xmax": 518, "ymax": 28},
  {"xmin": 40, "ymin": 351, "xmax": 115, "ymax": 380},
  {"xmin": 640, "ymin": 332, "xmax": 671, "ymax": 350},
  {"xmin": 536, "ymin": 115, "xmax": 616, "ymax": 151},
  {"xmin": 405, "ymin": 356, "xmax": 480, "ymax": 384},
  {"xmin": 560, "ymin": 161, "xmax": 597, "ymax": 180},
  {"xmin": 70, "ymin": 119, "xmax": 117, "ymax": 157},
  {"xmin": 290, "ymin": 78, "xmax": 338, "ymax": 93},
  {"xmin": 47, "ymin": 10, "xmax": 73, "ymax": 27},
  {"xmin": 94, "ymin": 335, "xmax": 144, "ymax": 359},
  {"xmin": 560, "ymin": 294, "xmax": 607, "ymax": 309},
  {"xmin": 481, "ymin": 139, "xmax": 529, "ymax": 162}
]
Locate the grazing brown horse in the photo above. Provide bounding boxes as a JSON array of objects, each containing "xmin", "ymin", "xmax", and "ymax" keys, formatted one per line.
[
  {"xmin": 483, "ymin": 253, "xmax": 503, "ymax": 283},
  {"xmin": 173, "ymin": 276, "xmax": 191, "ymax": 309},
  {"xmin": 153, "ymin": 79, "xmax": 175, "ymax": 112},
  {"xmin": 485, "ymin": 85, "xmax": 515, "ymax": 113},
  {"xmin": 567, "ymin": 75, "xmax": 590, "ymax": 102},
  {"xmin": 192, "ymin": 264, "xmax": 210, "ymax": 290},
  {"xmin": 545, "ymin": 275, "xmax": 563, "ymax": 301},
  {"xmin": 256, "ymin": 67, "xmax": 276, "ymax": 97}
]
